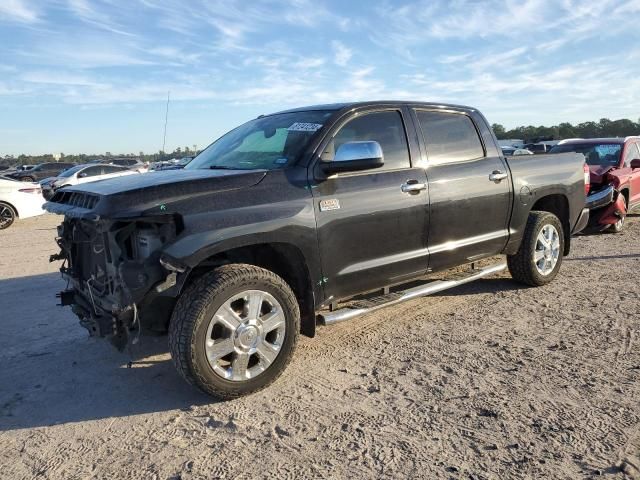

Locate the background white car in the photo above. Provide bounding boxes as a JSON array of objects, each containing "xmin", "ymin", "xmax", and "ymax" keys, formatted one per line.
[
  {"xmin": 51, "ymin": 164, "xmax": 139, "ymax": 191},
  {"xmin": 0, "ymin": 177, "xmax": 45, "ymax": 229}
]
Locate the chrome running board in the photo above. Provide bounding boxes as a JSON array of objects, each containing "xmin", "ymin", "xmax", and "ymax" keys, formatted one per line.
[{"xmin": 319, "ymin": 262, "xmax": 507, "ymax": 326}]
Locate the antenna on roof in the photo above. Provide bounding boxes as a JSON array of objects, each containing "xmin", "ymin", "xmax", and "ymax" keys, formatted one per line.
[{"xmin": 161, "ymin": 91, "xmax": 170, "ymax": 153}]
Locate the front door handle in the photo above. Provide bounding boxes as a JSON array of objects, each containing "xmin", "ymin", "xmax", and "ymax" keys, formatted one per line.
[
  {"xmin": 489, "ymin": 171, "xmax": 508, "ymax": 182},
  {"xmin": 401, "ymin": 180, "xmax": 427, "ymax": 194}
]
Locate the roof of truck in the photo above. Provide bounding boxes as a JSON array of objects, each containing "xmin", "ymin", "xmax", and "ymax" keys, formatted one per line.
[{"xmin": 271, "ymin": 101, "xmax": 477, "ymax": 115}]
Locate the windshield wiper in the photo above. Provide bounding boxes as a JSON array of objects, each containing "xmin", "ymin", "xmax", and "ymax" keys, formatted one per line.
[{"xmin": 208, "ymin": 165, "xmax": 238, "ymax": 170}]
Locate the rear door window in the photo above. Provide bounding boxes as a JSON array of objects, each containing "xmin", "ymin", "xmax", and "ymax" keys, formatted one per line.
[
  {"xmin": 81, "ymin": 166, "xmax": 103, "ymax": 177},
  {"xmin": 415, "ymin": 111, "xmax": 484, "ymax": 165},
  {"xmin": 102, "ymin": 165, "xmax": 126, "ymax": 174}
]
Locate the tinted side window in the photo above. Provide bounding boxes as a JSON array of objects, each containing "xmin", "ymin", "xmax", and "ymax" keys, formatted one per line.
[
  {"xmin": 415, "ymin": 111, "xmax": 484, "ymax": 165},
  {"xmin": 102, "ymin": 165, "xmax": 125, "ymax": 174},
  {"xmin": 332, "ymin": 111, "xmax": 410, "ymax": 170},
  {"xmin": 82, "ymin": 166, "xmax": 103, "ymax": 177},
  {"xmin": 623, "ymin": 143, "xmax": 640, "ymax": 167}
]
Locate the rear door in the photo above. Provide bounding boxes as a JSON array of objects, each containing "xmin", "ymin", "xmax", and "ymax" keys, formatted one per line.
[
  {"xmin": 311, "ymin": 108, "xmax": 429, "ymax": 301},
  {"xmin": 412, "ymin": 109, "xmax": 512, "ymax": 272}
]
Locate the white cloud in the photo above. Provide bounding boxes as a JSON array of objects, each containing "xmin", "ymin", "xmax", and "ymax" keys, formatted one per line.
[
  {"xmin": 332, "ymin": 41, "xmax": 352, "ymax": 67},
  {"xmin": 0, "ymin": 0, "xmax": 39, "ymax": 23}
]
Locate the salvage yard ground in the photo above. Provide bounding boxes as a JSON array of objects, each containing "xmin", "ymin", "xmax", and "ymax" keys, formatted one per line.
[{"xmin": 1, "ymin": 214, "xmax": 639, "ymax": 479}]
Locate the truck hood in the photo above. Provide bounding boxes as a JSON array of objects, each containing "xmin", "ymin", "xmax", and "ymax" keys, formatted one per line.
[
  {"xmin": 589, "ymin": 165, "xmax": 615, "ymax": 185},
  {"xmin": 44, "ymin": 168, "xmax": 267, "ymax": 218}
]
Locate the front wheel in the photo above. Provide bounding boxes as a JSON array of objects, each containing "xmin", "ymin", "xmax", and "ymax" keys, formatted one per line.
[
  {"xmin": 21, "ymin": 176, "xmax": 35, "ymax": 182},
  {"xmin": 169, "ymin": 264, "xmax": 300, "ymax": 399},
  {"xmin": 609, "ymin": 196, "xmax": 627, "ymax": 233},
  {"xmin": 508, "ymin": 211, "xmax": 564, "ymax": 286}
]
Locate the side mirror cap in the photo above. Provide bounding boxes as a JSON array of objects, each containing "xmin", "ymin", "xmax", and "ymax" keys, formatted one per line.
[
  {"xmin": 321, "ymin": 141, "xmax": 384, "ymax": 174},
  {"xmin": 630, "ymin": 159, "xmax": 640, "ymax": 169}
]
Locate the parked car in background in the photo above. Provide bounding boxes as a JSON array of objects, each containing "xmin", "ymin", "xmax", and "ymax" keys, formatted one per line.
[
  {"xmin": 502, "ymin": 147, "xmax": 533, "ymax": 156},
  {"xmin": 40, "ymin": 177, "xmax": 59, "ymax": 200},
  {"xmin": 108, "ymin": 158, "xmax": 149, "ymax": 172},
  {"xmin": 0, "ymin": 177, "xmax": 45, "ymax": 229},
  {"xmin": 513, "ymin": 148, "xmax": 534, "ymax": 156},
  {"xmin": 524, "ymin": 143, "xmax": 554, "ymax": 154},
  {"xmin": 7, "ymin": 162, "xmax": 75, "ymax": 182},
  {"xmin": 45, "ymin": 100, "xmax": 588, "ymax": 399},
  {"xmin": 152, "ymin": 156, "xmax": 194, "ymax": 171},
  {"xmin": 550, "ymin": 137, "xmax": 640, "ymax": 232},
  {"xmin": 47, "ymin": 164, "xmax": 140, "ymax": 194}
]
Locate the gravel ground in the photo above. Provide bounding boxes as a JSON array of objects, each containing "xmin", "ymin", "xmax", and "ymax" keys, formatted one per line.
[{"xmin": 0, "ymin": 213, "xmax": 639, "ymax": 479}]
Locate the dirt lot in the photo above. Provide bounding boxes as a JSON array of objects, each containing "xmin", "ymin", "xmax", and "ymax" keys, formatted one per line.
[{"xmin": 0, "ymin": 213, "xmax": 639, "ymax": 479}]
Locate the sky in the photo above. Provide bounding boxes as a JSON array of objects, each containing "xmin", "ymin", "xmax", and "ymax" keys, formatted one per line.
[{"xmin": 1, "ymin": 0, "xmax": 640, "ymax": 156}]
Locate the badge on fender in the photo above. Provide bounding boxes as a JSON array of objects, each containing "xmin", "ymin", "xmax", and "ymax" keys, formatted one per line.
[{"xmin": 319, "ymin": 199, "xmax": 340, "ymax": 211}]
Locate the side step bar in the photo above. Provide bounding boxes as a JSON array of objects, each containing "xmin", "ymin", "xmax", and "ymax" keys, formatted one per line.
[{"xmin": 319, "ymin": 262, "xmax": 507, "ymax": 326}]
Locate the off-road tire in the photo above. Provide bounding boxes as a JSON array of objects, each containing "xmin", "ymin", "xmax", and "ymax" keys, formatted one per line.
[
  {"xmin": 507, "ymin": 211, "xmax": 564, "ymax": 287},
  {"xmin": 169, "ymin": 264, "xmax": 300, "ymax": 399},
  {"xmin": 0, "ymin": 202, "xmax": 16, "ymax": 230}
]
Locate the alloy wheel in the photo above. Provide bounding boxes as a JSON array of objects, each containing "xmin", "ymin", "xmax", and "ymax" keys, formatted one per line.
[
  {"xmin": 533, "ymin": 224, "xmax": 560, "ymax": 276},
  {"xmin": 205, "ymin": 290, "xmax": 286, "ymax": 382}
]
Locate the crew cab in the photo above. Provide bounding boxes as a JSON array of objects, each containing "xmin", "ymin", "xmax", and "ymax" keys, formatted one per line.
[
  {"xmin": 550, "ymin": 137, "xmax": 640, "ymax": 232},
  {"xmin": 44, "ymin": 101, "xmax": 588, "ymax": 399}
]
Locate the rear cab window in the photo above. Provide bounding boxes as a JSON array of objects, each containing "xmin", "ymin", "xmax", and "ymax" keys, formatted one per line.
[{"xmin": 414, "ymin": 110, "xmax": 485, "ymax": 165}]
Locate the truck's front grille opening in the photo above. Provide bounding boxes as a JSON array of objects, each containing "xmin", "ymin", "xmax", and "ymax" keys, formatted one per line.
[{"xmin": 52, "ymin": 191, "xmax": 100, "ymax": 209}]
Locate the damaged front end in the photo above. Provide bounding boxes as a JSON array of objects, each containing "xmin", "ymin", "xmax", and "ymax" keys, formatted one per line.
[
  {"xmin": 585, "ymin": 184, "xmax": 627, "ymax": 231},
  {"xmin": 49, "ymin": 193, "xmax": 185, "ymax": 350}
]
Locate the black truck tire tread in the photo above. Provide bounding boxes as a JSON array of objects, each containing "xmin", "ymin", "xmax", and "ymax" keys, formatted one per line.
[
  {"xmin": 507, "ymin": 211, "xmax": 564, "ymax": 287},
  {"xmin": 169, "ymin": 263, "xmax": 300, "ymax": 399}
]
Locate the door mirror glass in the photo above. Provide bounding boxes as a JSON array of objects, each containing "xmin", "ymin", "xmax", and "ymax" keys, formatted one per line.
[
  {"xmin": 630, "ymin": 159, "xmax": 640, "ymax": 169},
  {"xmin": 321, "ymin": 141, "xmax": 384, "ymax": 174}
]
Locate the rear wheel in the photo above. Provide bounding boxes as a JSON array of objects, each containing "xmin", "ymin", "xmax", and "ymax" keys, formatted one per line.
[
  {"xmin": 0, "ymin": 202, "xmax": 16, "ymax": 229},
  {"xmin": 169, "ymin": 264, "xmax": 300, "ymax": 399},
  {"xmin": 508, "ymin": 211, "xmax": 564, "ymax": 286}
]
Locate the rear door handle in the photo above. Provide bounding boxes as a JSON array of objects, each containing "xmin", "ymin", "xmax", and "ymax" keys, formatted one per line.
[
  {"xmin": 489, "ymin": 171, "xmax": 508, "ymax": 182},
  {"xmin": 401, "ymin": 180, "xmax": 427, "ymax": 194}
]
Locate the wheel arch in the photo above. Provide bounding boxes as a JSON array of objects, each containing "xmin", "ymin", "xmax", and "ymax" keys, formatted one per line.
[
  {"xmin": 181, "ymin": 242, "xmax": 317, "ymax": 338},
  {"xmin": 529, "ymin": 193, "xmax": 571, "ymax": 256}
]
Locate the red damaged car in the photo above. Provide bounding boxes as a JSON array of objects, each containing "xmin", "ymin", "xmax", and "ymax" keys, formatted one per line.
[{"xmin": 550, "ymin": 137, "xmax": 640, "ymax": 232}]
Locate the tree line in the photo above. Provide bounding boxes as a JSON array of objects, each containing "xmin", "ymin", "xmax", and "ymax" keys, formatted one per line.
[
  {"xmin": 492, "ymin": 117, "xmax": 640, "ymax": 142},
  {"xmin": 0, "ymin": 148, "xmax": 198, "ymax": 168}
]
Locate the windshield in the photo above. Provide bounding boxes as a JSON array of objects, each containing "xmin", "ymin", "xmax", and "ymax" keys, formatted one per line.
[
  {"xmin": 549, "ymin": 143, "xmax": 622, "ymax": 166},
  {"xmin": 58, "ymin": 165, "xmax": 86, "ymax": 178},
  {"xmin": 187, "ymin": 111, "xmax": 333, "ymax": 171}
]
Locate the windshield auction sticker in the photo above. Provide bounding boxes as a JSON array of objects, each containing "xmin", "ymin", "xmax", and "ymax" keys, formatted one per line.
[{"xmin": 287, "ymin": 122, "xmax": 323, "ymax": 132}]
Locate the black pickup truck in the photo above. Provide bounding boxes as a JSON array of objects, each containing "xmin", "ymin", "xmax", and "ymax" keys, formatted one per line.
[{"xmin": 45, "ymin": 101, "xmax": 588, "ymax": 399}]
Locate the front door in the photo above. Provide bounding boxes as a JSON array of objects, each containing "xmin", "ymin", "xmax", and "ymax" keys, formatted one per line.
[
  {"xmin": 624, "ymin": 142, "xmax": 640, "ymax": 208},
  {"xmin": 412, "ymin": 109, "xmax": 512, "ymax": 272},
  {"xmin": 312, "ymin": 109, "xmax": 429, "ymax": 302}
]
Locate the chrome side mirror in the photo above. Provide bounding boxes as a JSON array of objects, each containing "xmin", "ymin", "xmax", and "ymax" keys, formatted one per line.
[{"xmin": 321, "ymin": 141, "xmax": 384, "ymax": 174}]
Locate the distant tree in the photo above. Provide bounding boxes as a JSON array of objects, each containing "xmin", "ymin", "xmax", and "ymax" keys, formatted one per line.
[{"xmin": 492, "ymin": 123, "xmax": 506, "ymax": 137}]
